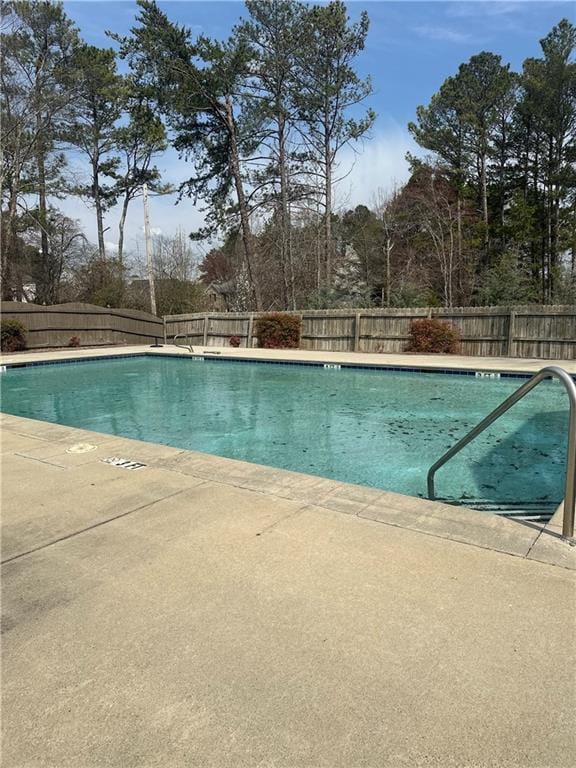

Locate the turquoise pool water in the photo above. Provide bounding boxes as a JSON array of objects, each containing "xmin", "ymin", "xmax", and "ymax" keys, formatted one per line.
[{"xmin": 0, "ymin": 356, "xmax": 569, "ymax": 506}]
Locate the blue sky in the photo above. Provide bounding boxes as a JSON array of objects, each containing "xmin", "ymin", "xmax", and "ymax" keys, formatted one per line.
[{"xmin": 60, "ymin": 1, "xmax": 573, "ymax": 259}]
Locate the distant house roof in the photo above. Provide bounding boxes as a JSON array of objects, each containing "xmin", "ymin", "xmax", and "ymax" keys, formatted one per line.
[{"xmin": 207, "ymin": 281, "xmax": 236, "ymax": 296}]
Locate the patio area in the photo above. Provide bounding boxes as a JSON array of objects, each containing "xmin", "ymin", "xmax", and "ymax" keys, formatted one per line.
[{"xmin": 2, "ymin": 374, "xmax": 575, "ymax": 766}]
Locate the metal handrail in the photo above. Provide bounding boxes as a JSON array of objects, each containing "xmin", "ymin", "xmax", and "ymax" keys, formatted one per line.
[
  {"xmin": 173, "ymin": 333, "xmax": 194, "ymax": 353},
  {"xmin": 427, "ymin": 366, "xmax": 576, "ymax": 540}
]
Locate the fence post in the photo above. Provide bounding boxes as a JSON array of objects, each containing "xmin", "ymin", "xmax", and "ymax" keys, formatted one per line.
[
  {"xmin": 507, "ymin": 310, "xmax": 516, "ymax": 357},
  {"xmin": 203, "ymin": 315, "xmax": 209, "ymax": 346},
  {"xmin": 163, "ymin": 316, "xmax": 167, "ymax": 344},
  {"xmin": 247, "ymin": 313, "xmax": 254, "ymax": 348},
  {"xmin": 353, "ymin": 312, "xmax": 361, "ymax": 352}
]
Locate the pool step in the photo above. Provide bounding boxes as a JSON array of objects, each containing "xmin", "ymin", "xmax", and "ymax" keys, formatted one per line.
[{"xmin": 441, "ymin": 499, "xmax": 557, "ymax": 524}]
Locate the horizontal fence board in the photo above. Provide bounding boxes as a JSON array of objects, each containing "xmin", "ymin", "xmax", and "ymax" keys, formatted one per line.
[
  {"xmin": 1, "ymin": 302, "xmax": 163, "ymax": 349},
  {"xmin": 165, "ymin": 306, "xmax": 575, "ymax": 360}
]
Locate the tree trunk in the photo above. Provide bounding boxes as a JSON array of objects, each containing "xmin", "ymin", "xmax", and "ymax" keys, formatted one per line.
[
  {"xmin": 35, "ymin": 136, "xmax": 50, "ymax": 301},
  {"xmin": 532, "ymin": 134, "xmax": 544, "ymax": 298},
  {"xmin": 34, "ymin": 81, "xmax": 50, "ymax": 301},
  {"xmin": 1, "ymin": 126, "xmax": 18, "ymax": 298},
  {"xmin": 2, "ymin": 189, "xmax": 21, "ymax": 300},
  {"xmin": 224, "ymin": 98, "xmax": 262, "ymax": 311},
  {"xmin": 316, "ymin": 207, "xmax": 321, "ymax": 299},
  {"xmin": 278, "ymin": 112, "xmax": 291, "ymax": 310},
  {"xmin": 385, "ymin": 240, "xmax": 392, "ymax": 307},
  {"xmin": 456, "ymin": 190, "xmax": 462, "ymax": 264},
  {"xmin": 480, "ymin": 149, "xmax": 489, "ymax": 265},
  {"xmin": 93, "ymin": 152, "xmax": 106, "ymax": 262},
  {"xmin": 547, "ymin": 182, "xmax": 553, "ymax": 301},
  {"xmin": 278, "ymin": 115, "xmax": 296, "ymax": 310},
  {"xmin": 455, "ymin": 134, "xmax": 463, "ymax": 266},
  {"xmin": 117, "ymin": 191, "xmax": 130, "ymax": 266},
  {"xmin": 33, "ymin": 46, "xmax": 51, "ymax": 303},
  {"xmin": 549, "ymin": 135, "xmax": 562, "ymax": 299},
  {"xmin": 287, "ymin": 222, "xmax": 296, "ymax": 310},
  {"xmin": 324, "ymin": 124, "xmax": 332, "ymax": 290}
]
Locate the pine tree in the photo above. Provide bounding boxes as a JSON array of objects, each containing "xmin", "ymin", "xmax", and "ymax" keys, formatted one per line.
[
  {"xmin": 235, "ymin": 0, "xmax": 309, "ymax": 310},
  {"xmin": 115, "ymin": 0, "xmax": 264, "ymax": 309},
  {"xmin": 112, "ymin": 95, "xmax": 168, "ymax": 264},
  {"xmin": 517, "ymin": 20, "xmax": 576, "ymax": 299},
  {"xmin": 67, "ymin": 44, "xmax": 123, "ymax": 261},
  {"xmin": 294, "ymin": 1, "xmax": 375, "ymax": 291}
]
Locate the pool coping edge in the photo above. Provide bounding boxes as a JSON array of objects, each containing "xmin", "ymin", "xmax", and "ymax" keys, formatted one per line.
[
  {"xmin": 3, "ymin": 345, "xmax": 576, "ymax": 381},
  {"xmin": 1, "ymin": 412, "xmax": 573, "ymax": 571}
]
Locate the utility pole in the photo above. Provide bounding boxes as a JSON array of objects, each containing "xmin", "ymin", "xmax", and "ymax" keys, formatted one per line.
[{"xmin": 142, "ymin": 183, "xmax": 157, "ymax": 315}]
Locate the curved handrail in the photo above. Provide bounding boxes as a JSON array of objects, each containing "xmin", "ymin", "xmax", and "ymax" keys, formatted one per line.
[
  {"xmin": 173, "ymin": 333, "xmax": 194, "ymax": 353},
  {"xmin": 427, "ymin": 366, "xmax": 576, "ymax": 540}
]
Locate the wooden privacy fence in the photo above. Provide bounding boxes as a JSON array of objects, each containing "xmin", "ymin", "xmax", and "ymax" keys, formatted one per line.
[
  {"xmin": 164, "ymin": 306, "xmax": 576, "ymax": 360},
  {"xmin": 0, "ymin": 302, "xmax": 164, "ymax": 349},
  {"xmin": 2, "ymin": 302, "xmax": 574, "ymax": 359}
]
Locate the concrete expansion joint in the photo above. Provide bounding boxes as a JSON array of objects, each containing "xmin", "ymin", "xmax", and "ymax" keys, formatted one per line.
[
  {"xmin": 255, "ymin": 503, "xmax": 310, "ymax": 537},
  {"xmin": 525, "ymin": 528, "xmax": 544, "ymax": 560},
  {"xmin": 13, "ymin": 452, "xmax": 67, "ymax": 470},
  {"xmin": 0, "ymin": 485, "xmax": 198, "ymax": 566},
  {"xmin": 354, "ymin": 507, "xmax": 575, "ymax": 571}
]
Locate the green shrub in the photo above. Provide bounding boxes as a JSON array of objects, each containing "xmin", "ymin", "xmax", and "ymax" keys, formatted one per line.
[
  {"xmin": 254, "ymin": 313, "xmax": 301, "ymax": 349},
  {"xmin": 1, "ymin": 319, "xmax": 27, "ymax": 352},
  {"xmin": 406, "ymin": 318, "xmax": 460, "ymax": 354}
]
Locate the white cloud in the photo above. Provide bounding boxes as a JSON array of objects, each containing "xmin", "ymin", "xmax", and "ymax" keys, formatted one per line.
[
  {"xmin": 414, "ymin": 24, "xmax": 471, "ymax": 43},
  {"xmin": 334, "ymin": 123, "xmax": 418, "ymax": 210},
  {"xmin": 104, "ymin": 240, "xmax": 118, "ymax": 254},
  {"xmin": 447, "ymin": 2, "xmax": 530, "ymax": 19},
  {"xmin": 445, "ymin": 0, "xmax": 570, "ymax": 37},
  {"xmin": 56, "ymin": 148, "xmax": 207, "ymax": 260},
  {"xmin": 55, "ymin": 124, "xmax": 418, "ymax": 259}
]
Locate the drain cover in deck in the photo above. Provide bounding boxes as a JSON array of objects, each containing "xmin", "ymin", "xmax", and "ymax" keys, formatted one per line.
[
  {"xmin": 66, "ymin": 443, "xmax": 97, "ymax": 454},
  {"xmin": 102, "ymin": 456, "xmax": 146, "ymax": 470}
]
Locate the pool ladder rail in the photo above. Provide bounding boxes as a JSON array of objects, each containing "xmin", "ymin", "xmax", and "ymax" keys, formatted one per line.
[
  {"xmin": 172, "ymin": 335, "xmax": 223, "ymax": 356},
  {"xmin": 427, "ymin": 366, "xmax": 576, "ymax": 541},
  {"xmin": 173, "ymin": 333, "xmax": 194, "ymax": 353}
]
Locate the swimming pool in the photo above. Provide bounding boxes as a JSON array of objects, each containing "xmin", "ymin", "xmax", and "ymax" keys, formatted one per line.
[{"xmin": 0, "ymin": 355, "xmax": 570, "ymax": 511}]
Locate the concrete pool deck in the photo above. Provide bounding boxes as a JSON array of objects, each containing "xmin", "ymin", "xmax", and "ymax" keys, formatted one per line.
[
  {"xmin": 2, "ymin": 342, "xmax": 576, "ymax": 373},
  {"xmin": 1, "ymin": 346, "xmax": 575, "ymax": 766}
]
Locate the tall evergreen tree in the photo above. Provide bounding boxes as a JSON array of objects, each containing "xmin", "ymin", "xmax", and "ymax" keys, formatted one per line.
[
  {"xmin": 410, "ymin": 53, "xmax": 514, "ymax": 269},
  {"xmin": 67, "ymin": 44, "xmax": 123, "ymax": 262},
  {"xmin": 410, "ymin": 21, "xmax": 575, "ymax": 303},
  {"xmin": 457, "ymin": 52, "xmax": 514, "ymax": 262},
  {"xmin": 115, "ymin": 0, "xmax": 264, "ymax": 309},
  {"xmin": 294, "ymin": 0, "xmax": 375, "ymax": 290},
  {"xmin": 408, "ymin": 76, "xmax": 470, "ymax": 267},
  {"xmin": 112, "ymin": 96, "xmax": 168, "ymax": 264},
  {"xmin": 236, "ymin": 0, "xmax": 308, "ymax": 310},
  {"xmin": 519, "ymin": 20, "xmax": 576, "ymax": 299}
]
